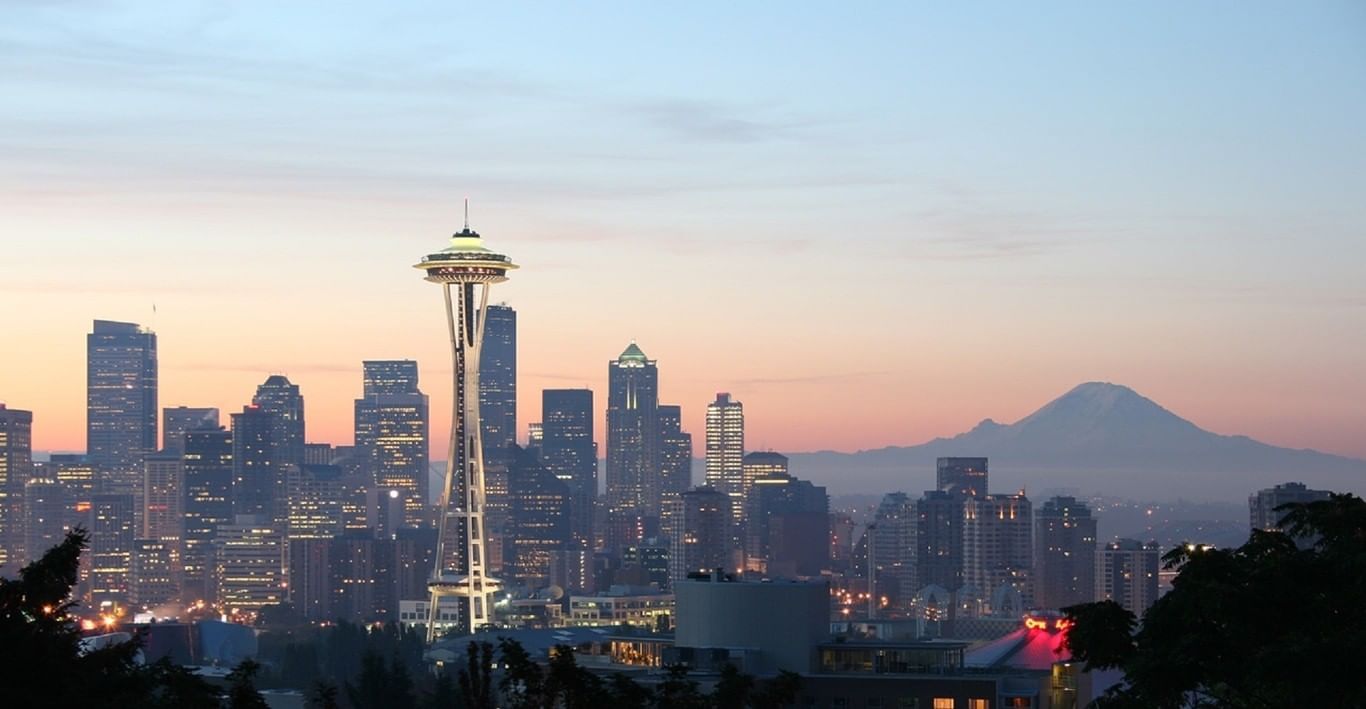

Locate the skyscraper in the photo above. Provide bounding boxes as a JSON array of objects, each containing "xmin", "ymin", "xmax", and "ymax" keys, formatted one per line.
[
  {"xmin": 414, "ymin": 211, "xmax": 517, "ymax": 639},
  {"xmin": 505, "ymin": 446, "xmax": 570, "ymax": 586},
  {"xmin": 141, "ymin": 452, "xmax": 183, "ymax": 543},
  {"xmin": 962, "ymin": 492, "xmax": 1033, "ymax": 610},
  {"xmin": 705, "ymin": 393, "xmax": 745, "ymax": 522},
  {"xmin": 23, "ymin": 477, "xmax": 66, "ymax": 567},
  {"xmin": 0, "ymin": 405, "xmax": 33, "ymax": 566},
  {"xmin": 479, "ymin": 304, "xmax": 517, "ymax": 471},
  {"xmin": 936, "ymin": 457, "xmax": 988, "ymax": 498},
  {"xmin": 162, "ymin": 407, "xmax": 220, "ymax": 453},
  {"xmin": 183, "ymin": 428, "xmax": 233, "ymax": 602},
  {"xmin": 230, "ymin": 406, "xmax": 277, "ymax": 520},
  {"xmin": 1249, "ymin": 482, "xmax": 1331, "ymax": 533},
  {"xmin": 606, "ymin": 343, "xmax": 660, "ymax": 515},
  {"xmin": 916, "ymin": 490, "xmax": 965, "ymax": 591},
  {"xmin": 363, "ymin": 359, "xmax": 420, "ymax": 396},
  {"xmin": 1096, "ymin": 539, "xmax": 1161, "ymax": 616},
  {"xmin": 215, "ymin": 516, "xmax": 286, "ymax": 614},
  {"xmin": 745, "ymin": 467, "xmax": 829, "ymax": 578},
  {"xmin": 87, "ymin": 320, "xmax": 157, "ymax": 489},
  {"xmin": 1034, "ymin": 496, "xmax": 1097, "ymax": 609},
  {"xmin": 662, "ymin": 487, "xmax": 729, "ymax": 587},
  {"xmin": 355, "ymin": 361, "xmax": 430, "ymax": 526},
  {"xmin": 253, "ymin": 375, "xmax": 306, "ymax": 471},
  {"xmin": 541, "ymin": 389, "xmax": 597, "ymax": 547},
  {"xmin": 657, "ymin": 405, "xmax": 692, "ymax": 496},
  {"xmin": 88, "ymin": 492, "xmax": 136, "ymax": 608},
  {"xmin": 741, "ymin": 451, "xmax": 786, "ymax": 513}
]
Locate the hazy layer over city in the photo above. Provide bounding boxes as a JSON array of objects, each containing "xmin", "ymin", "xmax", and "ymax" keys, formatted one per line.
[{"xmin": 4, "ymin": 2, "xmax": 1364, "ymax": 500}]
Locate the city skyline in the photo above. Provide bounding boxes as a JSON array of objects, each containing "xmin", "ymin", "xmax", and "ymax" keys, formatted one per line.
[{"xmin": 3, "ymin": 3, "xmax": 1364, "ymax": 463}]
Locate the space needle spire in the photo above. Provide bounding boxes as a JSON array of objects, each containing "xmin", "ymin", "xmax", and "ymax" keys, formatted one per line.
[{"xmin": 414, "ymin": 207, "xmax": 518, "ymax": 641}]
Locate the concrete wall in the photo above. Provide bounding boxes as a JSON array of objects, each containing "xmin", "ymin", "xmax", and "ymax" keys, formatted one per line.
[{"xmin": 674, "ymin": 578, "xmax": 828, "ymax": 674}]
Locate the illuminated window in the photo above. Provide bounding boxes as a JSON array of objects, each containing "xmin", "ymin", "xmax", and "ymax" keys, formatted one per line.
[
  {"xmin": 969, "ymin": 701, "xmax": 989, "ymax": 709},
  {"xmin": 934, "ymin": 700, "xmax": 955, "ymax": 709}
]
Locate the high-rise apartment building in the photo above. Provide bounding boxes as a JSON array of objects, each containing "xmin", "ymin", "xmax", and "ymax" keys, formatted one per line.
[
  {"xmin": 1096, "ymin": 539, "xmax": 1160, "ymax": 617},
  {"xmin": 962, "ymin": 493, "xmax": 1033, "ymax": 610},
  {"xmin": 662, "ymin": 487, "xmax": 729, "ymax": 587},
  {"xmin": 162, "ymin": 407, "xmax": 220, "ymax": 453},
  {"xmin": 917, "ymin": 490, "xmax": 966, "ymax": 591},
  {"xmin": 355, "ymin": 361, "xmax": 429, "ymax": 526},
  {"xmin": 87, "ymin": 320, "xmax": 158, "ymax": 489},
  {"xmin": 541, "ymin": 389, "xmax": 596, "ymax": 547},
  {"xmin": 936, "ymin": 457, "xmax": 988, "ymax": 499},
  {"xmin": 705, "ymin": 393, "xmax": 745, "ymax": 522},
  {"xmin": 0, "ymin": 405, "xmax": 33, "ymax": 566},
  {"xmin": 1249, "ymin": 482, "xmax": 1331, "ymax": 533},
  {"xmin": 479, "ymin": 304, "xmax": 517, "ymax": 470},
  {"xmin": 657, "ymin": 405, "xmax": 692, "ymax": 496},
  {"xmin": 869, "ymin": 492, "xmax": 917, "ymax": 610},
  {"xmin": 252, "ymin": 375, "xmax": 306, "ymax": 472},
  {"xmin": 182, "ymin": 428, "xmax": 233, "ymax": 603},
  {"xmin": 1034, "ymin": 496, "xmax": 1096, "ymax": 609},
  {"xmin": 606, "ymin": 343, "xmax": 660, "ymax": 515}
]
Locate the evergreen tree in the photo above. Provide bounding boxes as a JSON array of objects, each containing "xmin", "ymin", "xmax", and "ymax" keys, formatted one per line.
[
  {"xmin": 655, "ymin": 664, "xmax": 706, "ymax": 709},
  {"xmin": 0, "ymin": 529, "xmax": 151, "ymax": 707},
  {"xmin": 1065, "ymin": 494, "xmax": 1366, "ymax": 708},
  {"xmin": 226, "ymin": 658, "xmax": 271, "ymax": 709},
  {"xmin": 457, "ymin": 641, "xmax": 495, "ymax": 709},
  {"xmin": 498, "ymin": 637, "xmax": 546, "ymax": 709},
  {"xmin": 709, "ymin": 663, "xmax": 754, "ymax": 708},
  {"xmin": 308, "ymin": 681, "xmax": 341, "ymax": 709}
]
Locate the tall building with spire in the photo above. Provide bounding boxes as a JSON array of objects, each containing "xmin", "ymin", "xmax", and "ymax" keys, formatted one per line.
[
  {"xmin": 413, "ymin": 208, "xmax": 517, "ymax": 639},
  {"xmin": 606, "ymin": 343, "xmax": 660, "ymax": 516},
  {"xmin": 355, "ymin": 360, "xmax": 429, "ymax": 526},
  {"xmin": 705, "ymin": 393, "xmax": 745, "ymax": 522},
  {"xmin": 87, "ymin": 319, "xmax": 158, "ymax": 490}
]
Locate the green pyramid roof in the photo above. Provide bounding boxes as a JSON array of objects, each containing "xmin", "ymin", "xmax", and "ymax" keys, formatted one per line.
[{"xmin": 618, "ymin": 341, "xmax": 648, "ymax": 362}]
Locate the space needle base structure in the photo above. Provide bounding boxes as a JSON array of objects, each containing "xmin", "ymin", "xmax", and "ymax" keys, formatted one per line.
[{"xmin": 415, "ymin": 211, "xmax": 517, "ymax": 642}]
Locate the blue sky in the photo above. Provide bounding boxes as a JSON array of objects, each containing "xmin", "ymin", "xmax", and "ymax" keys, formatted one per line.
[{"xmin": 2, "ymin": 1, "xmax": 1364, "ymax": 458}]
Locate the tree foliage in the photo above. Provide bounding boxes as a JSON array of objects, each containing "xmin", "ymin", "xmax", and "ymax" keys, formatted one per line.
[{"xmin": 1065, "ymin": 493, "xmax": 1366, "ymax": 708}]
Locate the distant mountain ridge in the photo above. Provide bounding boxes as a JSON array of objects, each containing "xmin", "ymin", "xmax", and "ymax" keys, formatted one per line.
[{"xmin": 787, "ymin": 382, "xmax": 1366, "ymax": 501}]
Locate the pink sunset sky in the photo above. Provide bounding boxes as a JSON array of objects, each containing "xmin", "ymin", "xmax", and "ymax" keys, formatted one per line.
[{"xmin": 2, "ymin": 3, "xmax": 1363, "ymax": 460}]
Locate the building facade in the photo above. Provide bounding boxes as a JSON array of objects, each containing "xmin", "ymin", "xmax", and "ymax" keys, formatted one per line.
[
  {"xmin": 87, "ymin": 320, "xmax": 158, "ymax": 489},
  {"xmin": 705, "ymin": 393, "xmax": 746, "ymax": 522},
  {"xmin": 1096, "ymin": 539, "xmax": 1160, "ymax": 617},
  {"xmin": 1034, "ymin": 496, "xmax": 1096, "ymax": 610},
  {"xmin": 606, "ymin": 343, "xmax": 660, "ymax": 516},
  {"xmin": 540, "ymin": 389, "xmax": 597, "ymax": 548}
]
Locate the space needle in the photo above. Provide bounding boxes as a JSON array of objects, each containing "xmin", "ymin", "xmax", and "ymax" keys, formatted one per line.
[{"xmin": 414, "ymin": 204, "xmax": 517, "ymax": 641}]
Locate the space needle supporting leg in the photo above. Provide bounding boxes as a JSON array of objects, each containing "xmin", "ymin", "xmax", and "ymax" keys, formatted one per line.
[{"xmin": 427, "ymin": 282, "xmax": 462, "ymax": 643}]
